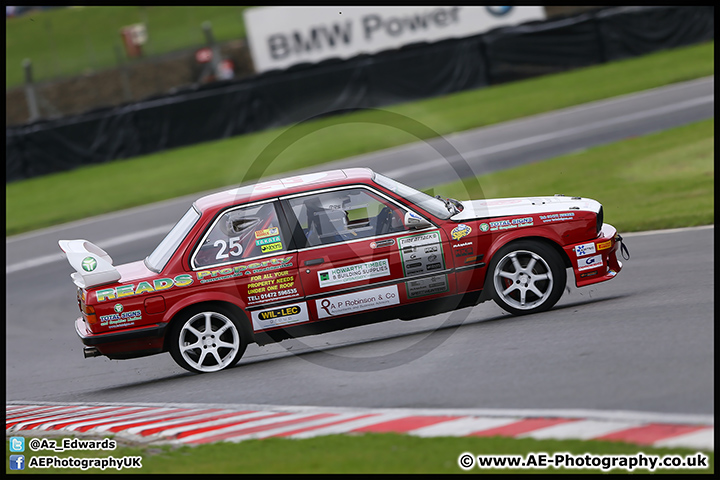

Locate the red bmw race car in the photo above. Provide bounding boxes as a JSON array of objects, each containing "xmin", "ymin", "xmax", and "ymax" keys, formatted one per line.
[{"xmin": 59, "ymin": 168, "xmax": 626, "ymax": 373}]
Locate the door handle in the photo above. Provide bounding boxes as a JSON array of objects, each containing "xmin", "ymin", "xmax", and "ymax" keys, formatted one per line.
[{"xmin": 304, "ymin": 258, "xmax": 324, "ymax": 266}]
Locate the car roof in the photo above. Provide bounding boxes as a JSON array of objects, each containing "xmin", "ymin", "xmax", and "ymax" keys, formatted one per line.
[{"xmin": 194, "ymin": 167, "xmax": 375, "ymax": 213}]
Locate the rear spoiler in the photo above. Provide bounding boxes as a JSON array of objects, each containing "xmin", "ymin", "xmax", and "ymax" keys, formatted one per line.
[{"xmin": 58, "ymin": 239, "xmax": 121, "ymax": 289}]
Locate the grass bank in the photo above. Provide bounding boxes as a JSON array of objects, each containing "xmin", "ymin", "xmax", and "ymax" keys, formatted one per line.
[
  {"xmin": 434, "ymin": 119, "xmax": 714, "ymax": 233},
  {"xmin": 5, "ymin": 41, "xmax": 714, "ymax": 236}
]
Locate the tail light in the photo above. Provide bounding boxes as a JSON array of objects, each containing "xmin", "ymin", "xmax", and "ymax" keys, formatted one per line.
[
  {"xmin": 77, "ymin": 287, "xmax": 98, "ymax": 325},
  {"xmin": 84, "ymin": 305, "xmax": 98, "ymax": 325}
]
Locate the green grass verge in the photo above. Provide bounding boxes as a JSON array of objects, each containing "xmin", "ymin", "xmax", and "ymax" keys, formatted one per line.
[
  {"xmin": 5, "ymin": 434, "xmax": 713, "ymax": 474},
  {"xmin": 433, "ymin": 118, "xmax": 714, "ymax": 233},
  {"xmin": 6, "ymin": 6, "xmax": 250, "ymax": 88},
  {"xmin": 5, "ymin": 41, "xmax": 714, "ymax": 236}
]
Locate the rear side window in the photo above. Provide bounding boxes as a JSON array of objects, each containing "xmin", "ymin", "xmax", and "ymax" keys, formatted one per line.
[{"xmin": 192, "ymin": 202, "xmax": 287, "ymax": 269}]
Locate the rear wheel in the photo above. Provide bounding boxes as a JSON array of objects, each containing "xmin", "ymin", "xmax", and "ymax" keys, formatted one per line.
[
  {"xmin": 169, "ymin": 306, "xmax": 249, "ymax": 373},
  {"xmin": 489, "ymin": 240, "xmax": 566, "ymax": 316}
]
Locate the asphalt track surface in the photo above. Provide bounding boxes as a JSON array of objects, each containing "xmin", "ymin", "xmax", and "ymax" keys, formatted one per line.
[{"xmin": 5, "ymin": 77, "xmax": 714, "ymax": 419}]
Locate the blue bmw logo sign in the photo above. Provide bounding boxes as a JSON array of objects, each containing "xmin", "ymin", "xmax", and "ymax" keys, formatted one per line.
[{"xmin": 486, "ymin": 6, "xmax": 513, "ymax": 17}]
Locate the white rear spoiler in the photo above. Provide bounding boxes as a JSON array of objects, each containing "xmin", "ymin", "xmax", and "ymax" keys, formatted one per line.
[{"xmin": 58, "ymin": 239, "xmax": 121, "ymax": 289}]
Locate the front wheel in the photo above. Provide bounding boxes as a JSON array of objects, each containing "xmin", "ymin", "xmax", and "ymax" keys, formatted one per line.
[
  {"xmin": 489, "ymin": 240, "xmax": 566, "ymax": 316},
  {"xmin": 169, "ymin": 306, "xmax": 249, "ymax": 373}
]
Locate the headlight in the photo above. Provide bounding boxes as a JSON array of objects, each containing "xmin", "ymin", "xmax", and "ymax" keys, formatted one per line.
[{"xmin": 596, "ymin": 206, "xmax": 604, "ymax": 235}]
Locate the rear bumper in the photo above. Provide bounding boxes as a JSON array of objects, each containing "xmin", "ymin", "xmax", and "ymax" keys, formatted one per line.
[
  {"xmin": 566, "ymin": 223, "xmax": 624, "ymax": 288},
  {"xmin": 75, "ymin": 317, "xmax": 167, "ymax": 346}
]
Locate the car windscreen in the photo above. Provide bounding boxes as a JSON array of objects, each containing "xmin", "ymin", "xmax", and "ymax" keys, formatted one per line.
[
  {"xmin": 373, "ymin": 173, "xmax": 451, "ymax": 219},
  {"xmin": 145, "ymin": 206, "xmax": 201, "ymax": 272}
]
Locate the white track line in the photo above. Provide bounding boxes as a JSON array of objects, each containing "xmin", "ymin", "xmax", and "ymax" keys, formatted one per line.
[
  {"xmin": 409, "ymin": 417, "xmax": 521, "ymax": 437},
  {"xmin": 518, "ymin": 419, "xmax": 643, "ymax": 441},
  {"xmin": 653, "ymin": 428, "xmax": 715, "ymax": 450}
]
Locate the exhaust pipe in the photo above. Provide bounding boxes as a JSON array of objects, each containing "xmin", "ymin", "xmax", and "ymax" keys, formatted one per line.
[{"xmin": 83, "ymin": 346, "xmax": 101, "ymax": 358}]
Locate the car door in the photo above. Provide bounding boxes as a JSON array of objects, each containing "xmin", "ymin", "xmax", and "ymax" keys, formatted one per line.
[
  {"xmin": 190, "ymin": 200, "xmax": 308, "ymax": 334},
  {"xmin": 281, "ymin": 186, "xmax": 456, "ymax": 324}
]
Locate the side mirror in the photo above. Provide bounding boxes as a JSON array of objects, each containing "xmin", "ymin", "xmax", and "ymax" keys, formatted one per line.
[{"xmin": 404, "ymin": 211, "xmax": 432, "ymax": 230}]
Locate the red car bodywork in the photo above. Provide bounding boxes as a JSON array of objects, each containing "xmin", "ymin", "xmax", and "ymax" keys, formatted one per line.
[{"xmin": 61, "ymin": 168, "xmax": 624, "ymax": 371}]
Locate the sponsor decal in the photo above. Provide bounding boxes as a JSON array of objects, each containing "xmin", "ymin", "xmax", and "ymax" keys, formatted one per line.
[
  {"xmin": 316, "ymin": 285, "xmax": 400, "ymax": 319},
  {"xmin": 488, "ymin": 217, "xmax": 534, "ymax": 231},
  {"xmin": 453, "ymin": 241, "xmax": 472, "ymax": 248},
  {"xmin": 540, "ymin": 212, "xmax": 575, "ymax": 223},
  {"xmin": 370, "ymin": 238, "xmax": 395, "ymax": 249},
  {"xmin": 81, "ymin": 256, "xmax": 97, "ymax": 272},
  {"xmin": 255, "ymin": 227, "xmax": 280, "ymax": 239},
  {"xmin": 99, "ymin": 309, "xmax": 142, "ymax": 328},
  {"xmin": 574, "ymin": 242, "xmax": 596, "ymax": 257},
  {"xmin": 196, "ymin": 256, "xmax": 294, "ymax": 285},
  {"xmin": 407, "ymin": 211, "xmax": 423, "ymax": 221},
  {"xmin": 95, "ymin": 274, "xmax": 193, "ymax": 302},
  {"xmin": 451, "ymin": 224, "xmax": 472, "ymax": 240},
  {"xmin": 246, "ymin": 269, "xmax": 299, "ymax": 303},
  {"xmin": 114, "ymin": 304, "xmax": 123, "ymax": 313},
  {"xmin": 406, "ymin": 274, "xmax": 449, "ymax": 298},
  {"xmin": 261, "ymin": 242, "xmax": 283, "ymax": 253},
  {"xmin": 256, "ymin": 235, "xmax": 281, "ymax": 246},
  {"xmin": 479, "ymin": 223, "xmax": 489, "ymax": 232},
  {"xmin": 318, "ymin": 259, "xmax": 390, "ymax": 287},
  {"xmin": 398, "ymin": 231, "xmax": 446, "ymax": 278},
  {"xmin": 597, "ymin": 240, "xmax": 612, "ymax": 251},
  {"xmin": 578, "ymin": 254, "xmax": 603, "ymax": 271},
  {"xmin": 512, "ymin": 217, "xmax": 533, "ymax": 226},
  {"xmin": 580, "ymin": 271, "xmax": 599, "ymax": 278},
  {"xmin": 455, "ymin": 247, "xmax": 473, "ymax": 257},
  {"xmin": 251, "ymin": 302, "xmax": 309, "ymax": 331},
  {"xmin": 244, "ymin": 7, "xmax": 545, "ymax": 74},
  {"xmin": 398, "ymin": 231, "xmax": 448, "ymax": 298}
]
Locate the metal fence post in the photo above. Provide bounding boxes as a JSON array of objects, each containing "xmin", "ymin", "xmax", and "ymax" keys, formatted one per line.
[
  {"xmin": 23, "ymin": 59, "xmax": 40, "ymax": 123},
  {"xmin": 202, "ymin": 21, "xmax": 222, "ymax": 80},
  {"xmin": 115, "ymin": 45, "xmax": 133, "ymax": 103}
]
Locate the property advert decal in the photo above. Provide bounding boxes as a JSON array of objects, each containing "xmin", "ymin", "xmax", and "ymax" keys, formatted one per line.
[
  {"xmin": 95, "ymin": 274, "xmax": 193, "ymax": 302},
  {"xmin": 316, "ymin": 285, "xmax": 400, "ymax": 319},
  {"xmin": 318, "ymin": 259, "xmax": 390, "ymax": 287},
  {"xmin": 251, "ymin": 302, "xmax": 309, "ymax": 331},
  {"xmin": 196, "ymin": 256, "xmax": 294, "ymax": 284},
  {"xmin": 246, "ymin": 269, "xmax": 299, "ymax": 303}
]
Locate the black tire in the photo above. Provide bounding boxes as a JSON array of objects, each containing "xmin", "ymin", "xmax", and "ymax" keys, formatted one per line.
[
  {"xmin": 169, "ymin": 305, "xmax": 249, "ymax": 373},
  {"xmin": 488, "ymin": 240, "xmax": 566, "ymax": 316}
]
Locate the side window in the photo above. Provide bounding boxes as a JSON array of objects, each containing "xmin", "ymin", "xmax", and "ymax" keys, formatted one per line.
[
  {"xmin": 287, "ymin": 188, "xmax": 408, "ymax": 247},
  {"xmin": 193, "ymin": 202, "xmax": 287, "ymax": 268}
]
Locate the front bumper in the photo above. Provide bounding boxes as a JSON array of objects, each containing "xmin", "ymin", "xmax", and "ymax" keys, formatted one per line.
[{"xmin": 566, "ymin": 223, "xmax": 624, "ymax": 288}]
